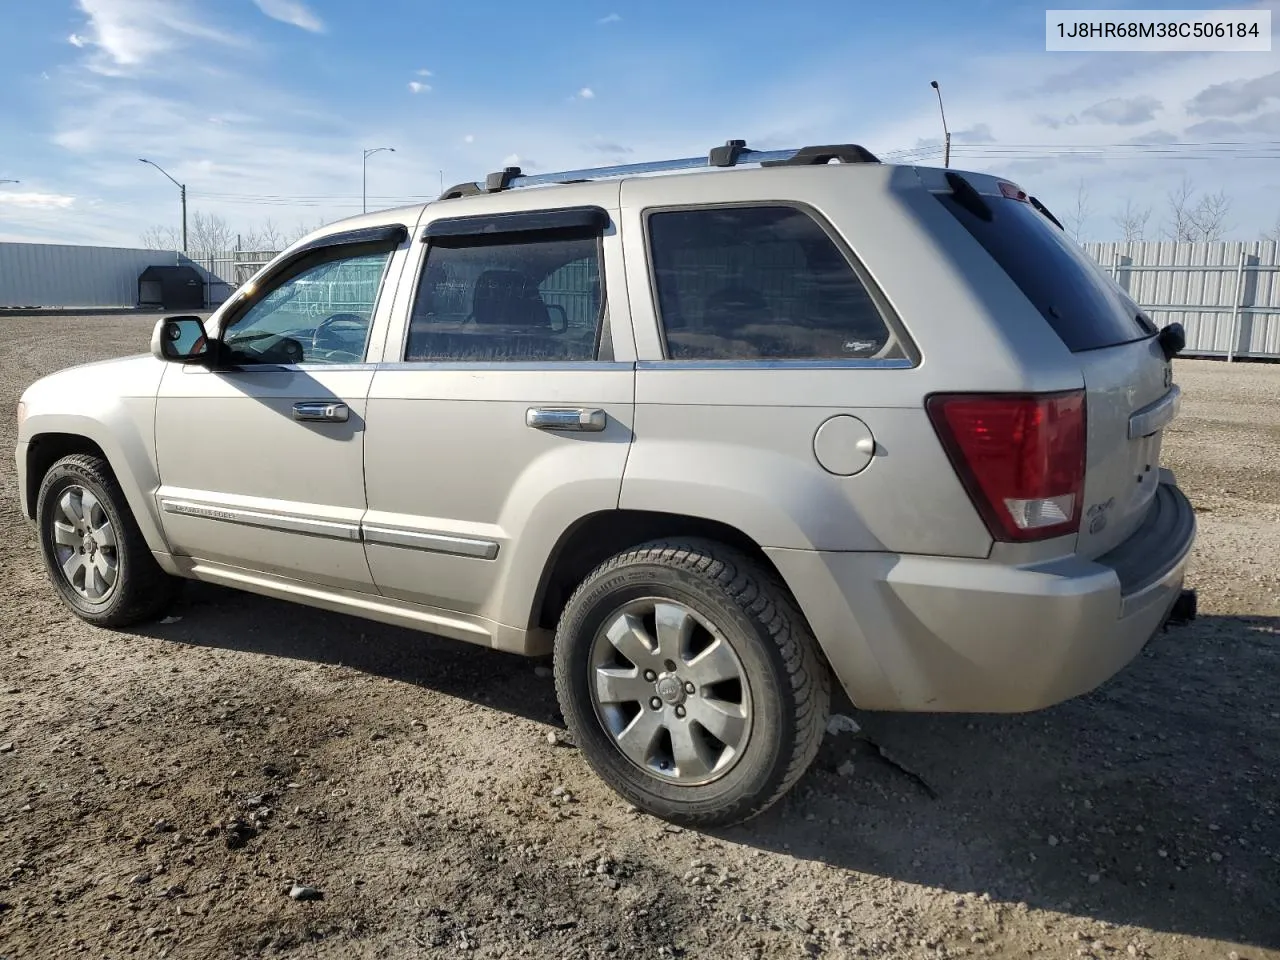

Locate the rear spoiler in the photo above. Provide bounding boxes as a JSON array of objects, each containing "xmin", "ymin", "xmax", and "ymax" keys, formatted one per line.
[{"xmin": 915, "ymin": 166, "xmax": 1065, "ymax": 230}]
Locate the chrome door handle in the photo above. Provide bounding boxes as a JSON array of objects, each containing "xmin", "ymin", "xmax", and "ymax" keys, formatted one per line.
[
  {"xmin": 292, "ymin": 401, "xmax": 349, "ymax": 423},
  {"xmin": 526, "ymin": 407, "xmax": 607, "ymax": 433}
]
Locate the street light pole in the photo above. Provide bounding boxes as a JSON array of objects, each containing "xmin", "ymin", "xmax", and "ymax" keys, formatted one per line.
[
  {"xmin": 362, "ymin": 146, "xmax": 395, "ymax": 213},
  {"xmin": 930, "ymin": 80, "xmax": 951, "ymax": 168},
  {"xmin": 138, "ymin": 159, "xmax": 187, "ymax": 253},
  {"xmin": 0, "ymin": 179, "xmax": 19, "ymax": 185}
]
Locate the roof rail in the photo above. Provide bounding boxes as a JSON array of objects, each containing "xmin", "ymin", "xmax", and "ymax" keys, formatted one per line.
[{"xmin": 437, "ymin": 139, "xmax": 880, "ymax": 201}]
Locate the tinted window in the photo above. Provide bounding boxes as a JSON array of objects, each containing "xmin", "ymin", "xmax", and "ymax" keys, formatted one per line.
[
  {"xmin": 222, "ymin": 249, "xmax": 390, "ymax": 365},
  {"xmin": 405, "ymin": 234, "xmax": 602, "ymax": 362},
  {"xmin": 647, "ymin": 206, "xmax": 898, "ymax": 361},
  {"xmin": 936, "ymin": 193, "xmax": 1155, "ymax": 352}
]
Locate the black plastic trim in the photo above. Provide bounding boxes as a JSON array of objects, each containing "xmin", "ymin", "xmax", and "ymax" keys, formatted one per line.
[
  {"xmin": 293, "ymin": 224, "xmax": 408, "ymax": 256},
  {"xmin": 1028, "ymin": 195, "xmax": 1064, "ymax": 231},
  {"xmin": 1097, "ymin": 482, "xmax": 1196, "ymax": 597},
  {"xmin": 709, "ymin": 139, "xmax": 748, "ymax": 167},
  {"xmin": 1158, "ymin": 321, "xmax": 1186, "ymax": 359},
  {"xmin": 439, "ymin": 182, "xmax": 484, "ymax": 200},
  {"xmin": 422, "ymin": 205, "xmax": 609, "ymax": 241},
  {"xmin": 945, "ymin": 172, "xmax": 993, "ymax": 222},
  {"xmin": 761, "ymin": 144, "xmax": 880, "ymax": 166},
  {"xmin": 485, "ymin": 166, "xmax": 523, "ymax": 193}
]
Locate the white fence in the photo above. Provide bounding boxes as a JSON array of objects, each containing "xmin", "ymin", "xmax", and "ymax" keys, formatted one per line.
[
  {"xmin": 1083, "ymin": 241, "xmax": 1280, "ymax": 360},
  {"xmin": 186, "ymin": 250, "xmax": 279, "ymax": 305}
]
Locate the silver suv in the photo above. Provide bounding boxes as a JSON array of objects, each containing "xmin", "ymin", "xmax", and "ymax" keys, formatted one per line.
[{"xmin": 15, "ymin": 141, "xmax": 1196, "ymax": 826}]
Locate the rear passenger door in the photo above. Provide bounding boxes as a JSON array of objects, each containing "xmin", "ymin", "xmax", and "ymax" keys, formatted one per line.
[{"xmin": 362, "ymin": 184, "xmax": 635, "ymax": 640}]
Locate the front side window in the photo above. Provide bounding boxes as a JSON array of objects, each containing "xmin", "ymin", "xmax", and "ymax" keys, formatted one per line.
[
  {"xmin": 221, "ymin": 248, "xmax": 391, "ymax": 365},
  {"xmin": 647, "ymin": 205, "xmax": 900, "ymax": 361},
  {"xmin": 405, "ymin": 234, "xmax": 603, "ymax": 362}
]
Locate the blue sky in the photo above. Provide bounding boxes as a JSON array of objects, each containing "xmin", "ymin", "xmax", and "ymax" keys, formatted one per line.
[{"xmin": 1, "ymin": 0, "xmax": 1279, "ymax": 247}]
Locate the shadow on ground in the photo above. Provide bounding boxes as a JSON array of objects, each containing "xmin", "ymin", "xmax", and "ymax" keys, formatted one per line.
[{"xmin": 138, "ymin": 586, "xmax": 1280, "ymax": 950}]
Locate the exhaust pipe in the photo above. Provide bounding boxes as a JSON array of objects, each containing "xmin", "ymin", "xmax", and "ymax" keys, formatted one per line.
[{"xmin": 1166, "ymin": 588, "xmax": 1197, "ymax": 627}]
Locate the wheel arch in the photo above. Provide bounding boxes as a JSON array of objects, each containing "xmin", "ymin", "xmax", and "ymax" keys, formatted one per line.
[
  {"xmin": 22, "ymin": 418, "xmax": 170, "ymax": 554},
  {"xmin": 527, "ymin": 509, "xmax": 793, "ymax": 633},
  {"xmin": 24, "ymin": 432, "xmax": 108, "ymax": 519}
]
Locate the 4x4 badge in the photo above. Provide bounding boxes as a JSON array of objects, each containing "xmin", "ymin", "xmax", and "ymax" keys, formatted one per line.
[{"xmin": 1164, "ymin": 364, "xmax": 1173, "ymax": 389}]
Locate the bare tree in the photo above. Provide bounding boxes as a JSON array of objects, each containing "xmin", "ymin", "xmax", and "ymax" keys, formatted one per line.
[
  {"xmin": 1188, "ymin": 190, "xmax": 1232, "ymax": 242},
  {"xmin": 139, "ymin": 224, "xmax": 181, "ymax": 250},
  {"xmin": 242, "ymin": 218, "xmax": 285, "ymax": 251},
  {"xmin": 1064, "ymin": 179, "xmax": 1092, "ymax": 242},
  {"xmin": 1262, "ymin": 216, "xmax": 1280, "ymax": 244},
  {"xmin": 187, "ymin": 212, "xmax": 235, "ymax": 254},
  {"xmin": 285, "ymin": 217, "xmax": 329, "ymax": 245},
  {"xmin": 1160, "ymin": 177, "xmax": 1234, "ymax": 242},
  {"xmin": 1163, "ymin": 177, "xmax": 1200, "ymax": 242},
  {"xmin": 1113, "ymin": 198, "xmax": 1151, "ymax": 243}
]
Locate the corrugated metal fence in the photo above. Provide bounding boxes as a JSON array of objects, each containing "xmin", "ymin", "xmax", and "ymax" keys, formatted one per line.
[
  {"xmin": 1083, "ymin": 241, "xmax": 1280, "ymax": 360},
  {"xmin": 0, "ymin": 243, "xmax": 188, "ymax": 309},
  {"xmin": 0, "ymin": 242, "xmax": 278, "ymax": 310}
]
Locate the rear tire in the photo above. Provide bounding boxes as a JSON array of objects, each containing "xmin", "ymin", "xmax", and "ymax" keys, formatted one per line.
[
  {"xmin": 553, "ymin": 538, "xmax": 830, "ymax": 827},
  {"xmin": 36, "ymin": 454, "xmax": 181, "ymax": 627}
]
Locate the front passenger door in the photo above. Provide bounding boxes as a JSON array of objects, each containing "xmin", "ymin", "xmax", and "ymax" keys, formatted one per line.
[{"xmin": 154, "ymin": 226, "xmax": 410, "ymax": 591}]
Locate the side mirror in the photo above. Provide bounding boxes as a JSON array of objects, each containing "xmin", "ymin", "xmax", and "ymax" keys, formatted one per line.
[{"xmin": 152, "ymin": 316, "xmax": 210, "ymax": 364}]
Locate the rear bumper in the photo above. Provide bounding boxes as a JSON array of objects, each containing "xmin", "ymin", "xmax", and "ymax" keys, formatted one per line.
[{"xmin": 766, "ymin": 475, "xmax": 1196, "ymax": 713}]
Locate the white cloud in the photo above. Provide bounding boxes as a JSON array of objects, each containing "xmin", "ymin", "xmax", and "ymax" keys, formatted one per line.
[
  {"xmin": 578, "ymin": 87, "xmax": 596, "ymax": 100},
  {"xmin": 408, "ymin": 81, "xmax": 430, "ymax": 94},
  {"xmin": 0, "ymin": 192, "xmax": 76, "ymax": 210},
  {"xmin": 586, "ymin": 139, "xmax": 632, "ymax": 155},
  {"xmin": 22, "ymin": 13, "xmax": 1280, "ymax": 249},
  {"xmin": 1186, "ymin": 69, "xmax": 1280, "ymax": 118},
  {"xmin": 250, "ymin": 0, "xmax": 325, "ymax": 33},
  {"xmin": 416, "ymin": 68, "xmax": 433, "ymax": 77},
  {"xmin": 501, "ymin": 153, "xmax": 539, "ymax": 171},
  {"xmin": 597, "ymin": 13, "xmax": 621, "ymax": 24},
  {"xmin": 69, "ymin": 0, "xmax": 241, "ymax": 74},
  {"xmin": 1080, "ymin": 95, "xmax": 1163, "ymax": 126}
]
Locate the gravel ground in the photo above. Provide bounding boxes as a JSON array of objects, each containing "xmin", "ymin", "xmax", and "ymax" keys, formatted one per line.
[{"xmin": 1, "ymin": 312, "xmax": 1277, "ymax": 960}]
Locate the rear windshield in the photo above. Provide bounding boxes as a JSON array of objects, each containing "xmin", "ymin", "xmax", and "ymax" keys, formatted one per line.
[{"xmin": 936, "ymin": 192, "xmax": 1156, "ymax": 352}]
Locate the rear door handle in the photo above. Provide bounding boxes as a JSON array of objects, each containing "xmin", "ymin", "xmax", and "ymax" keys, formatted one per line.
[
  {"xmin": 292, "ymin": 401, "xmax": 349, "ymax": 423},
  {"xmin": 526, "ymin": 407, "xmax": 607, "ymax": 433}
]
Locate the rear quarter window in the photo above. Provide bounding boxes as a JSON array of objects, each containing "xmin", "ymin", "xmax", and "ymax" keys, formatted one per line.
[
  {"xmin": 646, "ymin": 205, "xmax": 903, "ymax": 361},
  {"xmin": 936, "ymin": 192, "xmax": 1155, "ymax": 352}
]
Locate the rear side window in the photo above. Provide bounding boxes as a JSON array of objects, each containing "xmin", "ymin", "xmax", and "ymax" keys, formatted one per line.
[
  {"xmin": 936, "ymin": 193, "xmax": 1155, "ymax": 352},
  {"xmin": 405, "ymin": 234, "xmax": 603, "ymax": 362},
  {"xmin": 646, "ymin": 205, "xmax": 901, "ymax": 361}
]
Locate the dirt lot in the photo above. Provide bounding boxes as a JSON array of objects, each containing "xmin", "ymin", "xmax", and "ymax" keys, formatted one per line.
[{"xmin": 1, "ymin": 312, "xmax": 1277, "ymax": 960}]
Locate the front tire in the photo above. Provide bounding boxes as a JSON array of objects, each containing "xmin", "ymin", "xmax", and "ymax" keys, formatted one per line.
[
  {"xmin": 553, "ymin": 539, "xmax": 830, "ymax": 827},
  {"xmin": 36, "ymin": 453, "xmax": 180, "ymax": 627}
]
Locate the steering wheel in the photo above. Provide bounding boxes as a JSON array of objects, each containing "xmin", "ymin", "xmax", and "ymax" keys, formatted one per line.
[{"xmin": 311, "ymin": 313, "xmax": 368, "ymax": 362}]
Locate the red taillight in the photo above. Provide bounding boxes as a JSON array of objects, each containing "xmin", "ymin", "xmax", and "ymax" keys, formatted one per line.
[
  {"xmin": 927, "ymin": 391, "xmax": 1086, "ymax": 543},
  {"xmin": 997, "ymin": 180, "xmax": 1029, "ymax": 202}
]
